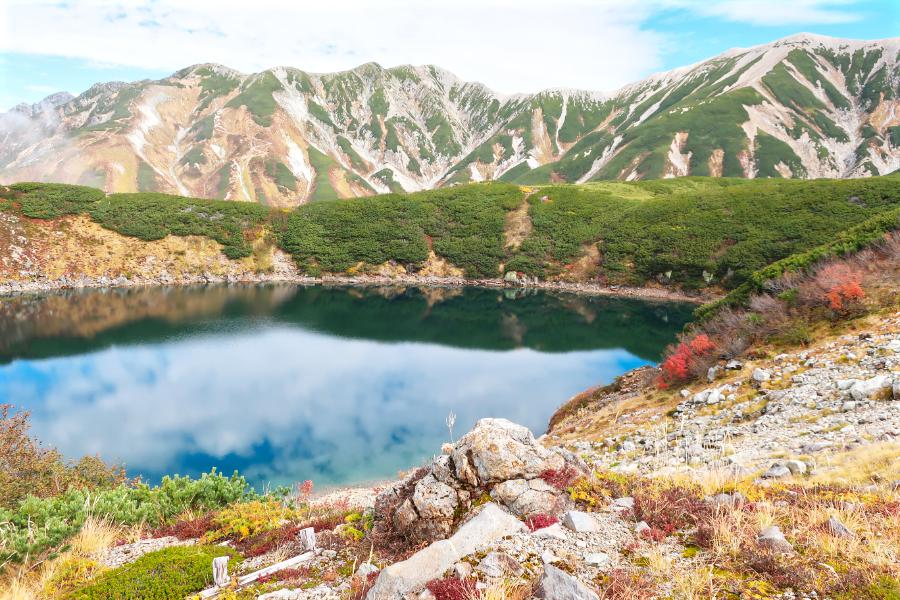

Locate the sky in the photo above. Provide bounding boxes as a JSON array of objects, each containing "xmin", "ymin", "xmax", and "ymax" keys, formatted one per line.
[{"xmin": 0, "ymin": 0, "xmax": 898, "ymax": 109}]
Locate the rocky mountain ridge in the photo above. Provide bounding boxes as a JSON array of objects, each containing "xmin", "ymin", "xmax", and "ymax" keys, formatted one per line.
[{"xmin": 1, "ymin": 34, "xmax": 898, "ymax": 205}]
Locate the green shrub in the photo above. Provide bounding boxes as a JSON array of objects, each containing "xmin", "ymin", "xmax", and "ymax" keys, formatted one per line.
[
  {"xmin": 9, "ymin": 183, "xmax": 105, "ymax": 218},
  {"xmin": 695, "ymin": 205, "xmax": 900, "ymax": 320},
  {"xmin": 279, "ymin": 183, "xmax": 521, "ymax": 277},
  {"xmin": 90, "ymin": 193, "xmax": 269, "ymax": 258},
  {"xmin": 69, "ymin": 545, "xmax": 241, "ymax": 600},
  {"xmin": 0, "ymin": 471, "xmax": 254, "ymax": 563}
]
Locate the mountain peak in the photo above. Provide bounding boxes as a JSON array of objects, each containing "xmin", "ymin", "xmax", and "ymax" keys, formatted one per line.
[{"xmin": 1, "ymin": 35, "xmax": 898, "ymax": 198}]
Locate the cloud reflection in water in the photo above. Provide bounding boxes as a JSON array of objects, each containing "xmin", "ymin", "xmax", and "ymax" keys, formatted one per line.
[{"xmin": 2, "ymin": 326, "xmax": 643, "ymax": 488}]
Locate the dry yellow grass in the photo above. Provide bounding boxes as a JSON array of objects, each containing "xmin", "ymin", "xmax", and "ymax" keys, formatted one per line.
[
  {"xmin": 809, "ymin": 441, "xmax": 900, "ymax": 485},
  {"xmin": 0, "ymin": 517, "xmax": 119, "ymax": 600},
  {"xmin": 474, "ymin": 578, "xmax": 532, "ymax": 600}
]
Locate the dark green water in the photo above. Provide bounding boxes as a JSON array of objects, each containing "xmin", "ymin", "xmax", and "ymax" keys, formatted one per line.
[{"xmin": 0, "ymin": 284, "xmax": 693, "ymax": 489}]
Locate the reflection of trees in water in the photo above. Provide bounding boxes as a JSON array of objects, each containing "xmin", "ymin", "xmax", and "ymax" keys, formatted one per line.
[
  {"xmin": 0, "ymin": 285, "xmax": 300, "ymax": 356},
  {"xmin": 0, "ymin": 284, "xmax": 694, "ymax": 362}
]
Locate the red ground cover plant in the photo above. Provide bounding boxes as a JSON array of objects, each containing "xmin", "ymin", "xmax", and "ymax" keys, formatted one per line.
[
  {"xmin": 426, "ymin": 577, "xmax": 480, "ymax": 600},
  {"xmin": 632, "ymin": 485, "xmax": 709, "ymax": 538},
  {"xmin": 657, "ymin": 334, "xmax": 717, "ymax": 388},
  {"xmin": 600, "ymin": 568, "xmax": 656, "ymax": 599},
  {"xmin": 256, "ymin": 566, "xmax": 312, "ymax": 584},
  {"xmin": 540, "ymin": 466, "xmax": 581, "ymax": 490},
  {"xmin": 153, "ymin": 513, "xmax": 216, "ymax": 540},
  {"xmin": 525, "ymin": 513, "xmax": 559, "ymax": 531}
]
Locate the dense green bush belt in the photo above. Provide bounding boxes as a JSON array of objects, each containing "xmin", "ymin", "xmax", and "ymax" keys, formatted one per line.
[
  {"xmin": 694, "ymin": 205, "xmax": 900, "ymax": 320},
  {"xmin": 0, "ymin": 471, "xmax": 255, "ymax": 563},
  {"xmin": 3, "ymin": 175, "xmax": 899, "ymax": 288}
]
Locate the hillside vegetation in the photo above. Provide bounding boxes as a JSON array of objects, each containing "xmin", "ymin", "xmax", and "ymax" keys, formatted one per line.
[{"xmin": 2, "ymin": 176, "xmax": 899, "ymax": 292}]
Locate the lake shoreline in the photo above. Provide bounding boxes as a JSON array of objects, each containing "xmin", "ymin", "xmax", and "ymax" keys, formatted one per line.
[{"xmin": 0, "ymin": 272, "xmax": 711, "ymax": 304}]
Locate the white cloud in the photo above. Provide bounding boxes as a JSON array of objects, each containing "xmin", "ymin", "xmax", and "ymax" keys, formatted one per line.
[
  {"xmin": 0, "ymin": 0, "xmax": 873, "ymax": 95},
  {"xmin": 0, "ymin": 0, "xmax": 665, "ymax": 94},
  {"xmin": 677, "ymin": 0, "xmax": 863, "ymax": 26}
]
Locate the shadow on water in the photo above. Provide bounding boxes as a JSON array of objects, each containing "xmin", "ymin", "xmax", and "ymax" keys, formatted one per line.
[
  {"xmin": 0, "ymin": 284, "xmax": 693, "ymax": 363},
  {"xmin": 0, "ymin": 284, "xmax": 693, "ymax": 488}
]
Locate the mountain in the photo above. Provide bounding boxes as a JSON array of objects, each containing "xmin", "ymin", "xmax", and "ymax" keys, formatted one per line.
[{"xmin": 1, "ymin": 34, "xmax": 898, "ymax": 206}]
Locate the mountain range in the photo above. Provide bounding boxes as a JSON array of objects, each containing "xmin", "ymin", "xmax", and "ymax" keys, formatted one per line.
[{"xmin": 1, "ymin": 33, "xmax": 898, "ymax": 206}]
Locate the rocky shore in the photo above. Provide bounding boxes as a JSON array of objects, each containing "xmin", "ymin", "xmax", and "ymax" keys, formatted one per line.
[{"xmin": 0, "ymin": 271, "xmax": 707, "ymax": 304}]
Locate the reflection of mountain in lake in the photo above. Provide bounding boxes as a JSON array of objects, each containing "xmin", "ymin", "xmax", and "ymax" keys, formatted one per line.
[{"xmin": 0, "ymin": 284, "xmax": 693, "ymax": 363}]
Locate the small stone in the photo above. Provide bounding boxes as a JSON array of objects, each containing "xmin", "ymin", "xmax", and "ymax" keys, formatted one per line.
[
  {"xmin": 802, "ymin": 441, "xmax": 831, "ymax": 453},
  {"xmin": 825, "ymin": 516, "xmax": 855, "ymax": 539},
  {"xmin": 784, "ymin": 460, "xmax": 807, "ymax": 476},
  {"xmin": 634, "ymin": 521, "xmax": 650, "ymax": 535},
  {"xmin": 536, "ymin": 564, "xmax": 600, "ymax": 600},
  {"xmin": 849, "ymin": 375, "xmax": 891, "ymax": 401},
  {"xmin": 762, "ymin": 464, "xmax": 791, "ymax": 479},
  {"xmin": 584, "ymin": 552, "xmax": 610, "ymax": 567},
  {"xmin": 357, "ymin": 562, "xmax": 379, "ymax": 577},
  {"xmin": 476, "ymin": 551, "xmax": 524, "ymax": 577},
  {"xmin": 532, "ymin": 523, "xmax": 567, "ymax": 539},
  {"xmin": 726, "ymin": 360, "xmax": 743, "ymax": 370},
  {"xmin": 540, "ymin": 551, "xmax": 558, "ymax": 564},
  {"xmin": 750, "ymin": 367, "xmax": 772, "ymax": 383},
  {"xmin": 454, "ymin": 562, "xmax": 473, "ymax": 579},
  {"xmin": 612, "ymin": 497, "xmax": 634, "ymax": 510},
  {"xmin": 561, "ymin": 510, "xmax": 600, "ymax": 533},
  {"xmin": 708, "ymin": 492, "xmax": 745, "ymax": 508},
  {"xmin": 757, "ymin": 525, "xmax": 793, "ymax": 553},
  {"xmin": 417, "ymin": 590, "xmax": 435, "ymax": 600},
  {"xmin": 680, "ymin": 389, "xmax": 691, "ymax": 398}
]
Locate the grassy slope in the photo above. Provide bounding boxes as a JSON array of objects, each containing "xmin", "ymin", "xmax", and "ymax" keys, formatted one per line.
[{"xmin": 1, "ymin": 176, "xmax": 899, "ymax": 290}]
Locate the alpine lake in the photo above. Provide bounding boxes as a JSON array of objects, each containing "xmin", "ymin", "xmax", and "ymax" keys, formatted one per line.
[{"xmin": 0, "ymin": 284, "xmax": 694, "ymax": 490}]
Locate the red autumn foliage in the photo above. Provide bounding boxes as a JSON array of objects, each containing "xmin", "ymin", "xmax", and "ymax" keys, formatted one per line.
[
  {"xmin": 813, "ymin": 264, "xmax": 866, "ymax": 312},
  {"xmin": 350, "ymin": 572, "xmax": 379, "ymax": 600},
  {"xmin": 540, "ymin": 466, "xmax": 580, "ymax": 490},
  {"xmin": 153, "ymin": 514, "xmax": 216, "ymax": 540},
  {"xmin": 657, "ymin": 334, "xmax": 717, "ymax": 387},
  {"xmin": 525, "ymin": 513, "xmax": 559, "ymax": 531},
  {"xmin": 640, "ymin": 526, "xmax": 669, "ymax": 543},
  {"xmin": 632, "ymin": 486, "xmax": 709, "ymax": 537},
  {"xmin": 426, "ymin": 577, "xmax": 480, "ymax": 600},
  {"xmin": 296, "ymin": 479, "xmax": 314, "ymax": 502},
  {"xmin": 688, "ymin": 334, "xmax": 716, "ymax": 354},
  {"xmin": 600, "ymin": 568, "xmax": 656, "ymax": 599}
]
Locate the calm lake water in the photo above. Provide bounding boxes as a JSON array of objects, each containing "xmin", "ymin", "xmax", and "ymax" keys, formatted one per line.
[{"xmin": 0, "ymin": 285, "xmax": 693, "ymax": 490}]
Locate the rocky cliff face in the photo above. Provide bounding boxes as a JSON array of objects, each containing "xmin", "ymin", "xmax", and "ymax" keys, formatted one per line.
[{"xmin": 1, "ymin": 34, "xmax": 898, "ymax": 204}]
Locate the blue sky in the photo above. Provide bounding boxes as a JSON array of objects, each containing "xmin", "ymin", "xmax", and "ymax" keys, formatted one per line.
[{"xmin": 1, "ymin": 0, "xmax": 898, "ymax": 109}]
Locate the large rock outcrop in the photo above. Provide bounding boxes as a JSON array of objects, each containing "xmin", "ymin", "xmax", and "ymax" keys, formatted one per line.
[
  {"xmin": 366, "ymin": 503, "xmax": 526, "ymax": 600},
  {"xmin": 373, "ymin": 418, "xmax": 583, "ymax": 546}
]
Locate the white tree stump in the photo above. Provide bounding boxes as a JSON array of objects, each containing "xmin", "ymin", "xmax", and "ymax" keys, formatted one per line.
[
  {"xmin": 297, "ymin": 527, "xmax": 316, "ymax": 551},
  {"xmin": 212, "ymin": 556, "xmax": 230, "ymax": 587}
]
